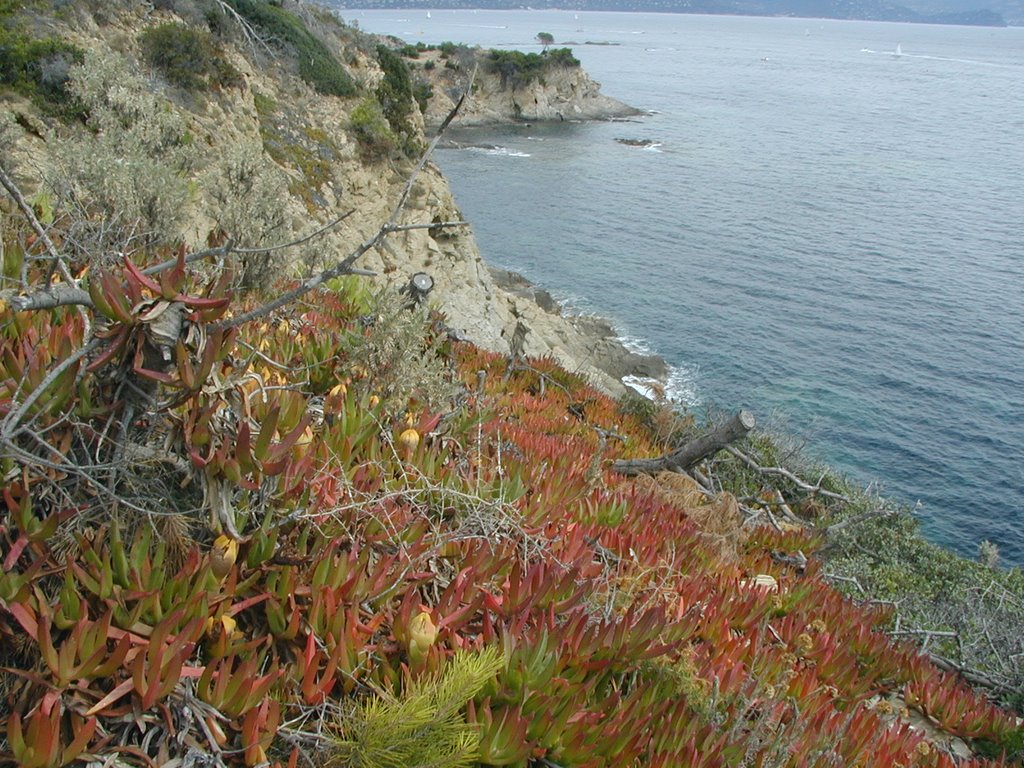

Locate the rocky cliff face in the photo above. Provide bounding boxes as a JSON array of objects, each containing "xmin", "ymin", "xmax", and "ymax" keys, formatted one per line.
[
  {"xmin": 419, "ymin": 49, "xmax": 643, "ymax": 127},
  {"xmin": 1, "ymin": 1, "xmax": 656, "ymax": 397}
]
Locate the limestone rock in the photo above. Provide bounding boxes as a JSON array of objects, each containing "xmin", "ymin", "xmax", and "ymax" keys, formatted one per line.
[{"xmin": 418, "ymin": 49, "xmax": 643, "ymax": 128}]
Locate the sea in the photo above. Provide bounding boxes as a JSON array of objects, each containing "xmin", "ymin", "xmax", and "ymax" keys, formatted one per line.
[{"xmin": 338, "ymin": 8, "xmax": 1024, "ymax": 567}]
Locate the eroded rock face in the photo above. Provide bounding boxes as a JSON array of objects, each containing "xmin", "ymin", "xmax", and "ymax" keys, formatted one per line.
[
  {"xmin": 422, "ymin": 55, "xmax": 643, "ymax": 128},
  {"xmin": 3, "ymin": 9, "xmax": 656, "ymax": 398}
]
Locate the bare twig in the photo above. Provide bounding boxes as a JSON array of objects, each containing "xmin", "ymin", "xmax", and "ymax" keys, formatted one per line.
[
  {"xmin": 889, "ymin": 628, "xmax": 959, "ymax": 639},
  {"xmin": 0, "ymin": 162, "xmax": 67, "ymax": 278},
  {"xmin": 0, "ymin": 161, "xmax": 91, "ymax": 337},
  {"xmin": 6, "ymin": 211, "xmax": 370, "ymax": 313},
  {"xmin": 381, "ymin": 219, "xmax": 469, "ymax": 234},
  {"xmin": 0, "ymin": 337, "xmax": 103, "ymax": 442},
  {"xmin": 212, "ymin": 0, "xmax": 275, "ymax": 57},
  {"xmin": 140, "ymin": 241, "xmax": 234, "ymax": 276},
  {"xmin": 215, "ymin": 74, "xmax": 477, "ymax": 333},
  {"xmin": 822, "ymin": 505, "xmax": 897, "ymax": 538},
  {"xmin": 928, "ymin": 653, "xmax": 1009, "ymax": 693},
  {"xmin": 6, "ymin": 282, "xmax": 93, "ymax": 312},
  {"xmin": 724, "ymin": 445, "xmax": 849, "ymax": 502},
  {"xmin": 613, "ymin": 410, "xmax": 755, "ymax": 476},
  {"xmin": 232, "ymin": 209, "xmax": 357, "ymax": 255}
]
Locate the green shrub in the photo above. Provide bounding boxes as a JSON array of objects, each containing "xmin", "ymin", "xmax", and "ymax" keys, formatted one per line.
[
  {"xmin": 412, "ymin": 79, "xmax": 433, "ymax": 112},
  {"xmin": 376, "ymin": 46, "xmax": 411, "ymax": 115},
  {"xmin": 226, "ymin": 0, "xmax": 356, "ymax": 97},
  {"xmin": 47, "ymin": 50, "xmax": 197, "ymax": 254},
  {"xmin": 139, "ymin": 22, "xmax": 242, "ymax": 91},
  {"xmin": 487, "ymin": 47, "xmax": 580, "ymax": 88},
  {"xmin": 375, "ymin": 44, "xmax": 421, "ymax": 156},
  {"xmin": 546, "ymin": 47, "xmax": 580, "ymax": 67},
  {"xmin": 349, "ymin": 97, "xmax": 396, "ymax": 158},
  {"xmin": 0, "ymin": 23, "xmax": 84, "ymax": 118}
]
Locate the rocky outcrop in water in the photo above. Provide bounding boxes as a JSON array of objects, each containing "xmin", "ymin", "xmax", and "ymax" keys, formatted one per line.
[{"xmin": 412, "ymin": 47, "xmax": 643, "ymax": 128}]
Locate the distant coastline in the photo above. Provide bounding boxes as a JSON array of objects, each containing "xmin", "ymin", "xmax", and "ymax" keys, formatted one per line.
[{"xmin": 338, "ymin": 2, "xmax": 1009, "ymax": 27}]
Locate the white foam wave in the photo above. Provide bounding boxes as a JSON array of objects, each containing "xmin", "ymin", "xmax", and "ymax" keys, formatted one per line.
[
  {"xmin": 466, "ymin": 146, "xmax": 531, "ymax": 158},
  {"xmin": 616, "ymin": 335, "xmax": 656, "ymax": 357},
  {"xmin": 621, "ymin": 365, "xmax": 700, "ymax": 408},
  {"xmin": 622, "ymin": 376, "xmax": 664, "ymax": 400},
  {"xmin": 617, "ymin": 334, "xmax": 700, "ymax": 407},
  {"xmin": 665, "ymin": 365, "xmax": 701, "ymax": 408}
]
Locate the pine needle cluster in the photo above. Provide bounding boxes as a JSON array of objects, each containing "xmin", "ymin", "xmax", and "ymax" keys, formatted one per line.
[{"xmin": 329, "ymin": 648, "xmax": 503, "ymax": 768}]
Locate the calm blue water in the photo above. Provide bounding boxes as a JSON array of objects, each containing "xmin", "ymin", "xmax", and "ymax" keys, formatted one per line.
[{"xmin": 341, "ymin": 9, "xmax": 1024, "ymax": 566}]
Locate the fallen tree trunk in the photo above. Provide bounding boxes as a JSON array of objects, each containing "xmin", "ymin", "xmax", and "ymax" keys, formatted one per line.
[{"xmin": 613, "ymin": 409, "xmax": 755, "ymax": 476}]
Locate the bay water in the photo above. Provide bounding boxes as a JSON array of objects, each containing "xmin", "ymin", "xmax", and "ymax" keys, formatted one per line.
[{"xmin": 340, "ymin": 8, "xmax": 1024, "ymax": 566}]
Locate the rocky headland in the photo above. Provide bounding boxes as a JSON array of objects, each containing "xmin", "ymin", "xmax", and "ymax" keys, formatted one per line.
[{"xmin": 412, "ymin": 45, "xmax": 644, "ymax": 128}]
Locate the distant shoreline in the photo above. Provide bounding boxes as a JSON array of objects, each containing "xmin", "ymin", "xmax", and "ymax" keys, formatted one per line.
[{"xmin": 338, "ymin": 5, "xmax": 1010, "ymax": 28}]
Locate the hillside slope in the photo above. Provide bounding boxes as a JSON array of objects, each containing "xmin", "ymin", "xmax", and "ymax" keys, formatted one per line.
[
  {"xmin": 0, "ymin": 0, "xmax": 656, "ymax": 398},
  {"xmin": 0, "ymin": 1, "xmax": 1022, "ymax": 767}
]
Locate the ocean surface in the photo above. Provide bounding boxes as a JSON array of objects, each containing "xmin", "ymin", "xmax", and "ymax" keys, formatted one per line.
[{"xmin": 340, "ymin": 8, "xmax": 1024, "ymax": 566}]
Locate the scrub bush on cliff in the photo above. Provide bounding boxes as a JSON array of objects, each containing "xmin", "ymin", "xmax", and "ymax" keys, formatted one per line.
[
  {"xmin": 376, "ymin": 44, "xmax": 423, "ymax": 157},
  {"xmin": 349, "ymin": 97, "xmax": 398, "ymax": 158},
  {"xmin": 0, "ymin": 4, "xmax": 84, "ymax": 119},
  {"xmin": 225, "ymin": 0, "xmax": 356, "ymax": 97},
  {"xmin": 47, "ymin": 51, "xmax": 197, "ymax": 255},
  {"xmin": 139, "ymin": 22, "xmax": 242, "ymax": 91}
]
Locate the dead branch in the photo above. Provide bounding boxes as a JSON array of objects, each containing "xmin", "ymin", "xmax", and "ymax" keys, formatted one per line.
[
  {"xmin": 214, "ymin": 74, "xmax": 477, "ymax": 333},
  {"xmin": 724, "ymin": 445, "xmax": 850, "ymax": 502},
  {"xmin": 140, "ymin": 241, "xmax": 234, "ymax": 277},
  {"xmin": 1, "ymin": 161, "xmax": 91, "ymax": 337},
  {"xmin": 0, "ymin": 337, "xmax": 102, "ymax": 442},
  {"xmin": 5, "ymin": 282, "xmax": 93, "ymax": 312},
  {"xmin": 0, "ymin": 162, "xmax": 67, "ymax": 277},
  {"xmin": 821, "ymin": 505, "xmax": 896, "ymax": 538},
  {"xmin": 928, "ymin": 652, "xmax": 1009, "ymax": 693},
  {"xmin": 5, "ymin": 211, "xmax": 371, "ymax": 313},
  {"xmin": 212, "ymin": 0, "xmax": 274, "ymax": 58},
  {"xmin": 613, "ymin": 409, "xmax": 755, "ymax": 476},
  {"xmin": 382, "ymin": 219, "xmax": 469, "ymax": 234}
]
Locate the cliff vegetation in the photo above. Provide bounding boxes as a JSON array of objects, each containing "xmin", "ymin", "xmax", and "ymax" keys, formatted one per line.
[{"xmin": 0, "ymin": 1, "xmax": 1023, "ymax": 767}]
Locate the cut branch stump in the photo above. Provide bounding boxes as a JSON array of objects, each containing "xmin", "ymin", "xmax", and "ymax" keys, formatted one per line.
[{"xmin": 613, "ymin": 409, "xmax": 755, "ymax": 476}]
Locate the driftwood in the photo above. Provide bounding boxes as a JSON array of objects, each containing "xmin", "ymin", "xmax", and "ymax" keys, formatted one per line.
[{"xmin": 613, "ymin": 409, "xmax": 755, "ymax": 476}]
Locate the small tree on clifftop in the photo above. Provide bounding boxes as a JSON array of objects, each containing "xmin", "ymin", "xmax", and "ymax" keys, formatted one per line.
[{"xmin": 536, "ymin": 31, "xmax": 554, "ymax": 50}]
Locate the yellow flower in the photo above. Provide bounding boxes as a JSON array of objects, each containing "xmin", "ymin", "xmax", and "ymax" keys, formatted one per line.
[
  {"xmin": 205, "ymin": 613, "xmax": 237, "ymax": 639},
  {"xmin": 210, "ymin": 535, "xmax": 238, "ymax": 580},
  {"xmin": 292, "ymin": 425, "xmax": 315, "ymax": 460},
  {"xmin": 407, "ymin": 611, "xmax": 437, "ymax": 664},
  {"xmin": 398, "ymin": 428, "xmax": 420, "ymax": 455}
]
